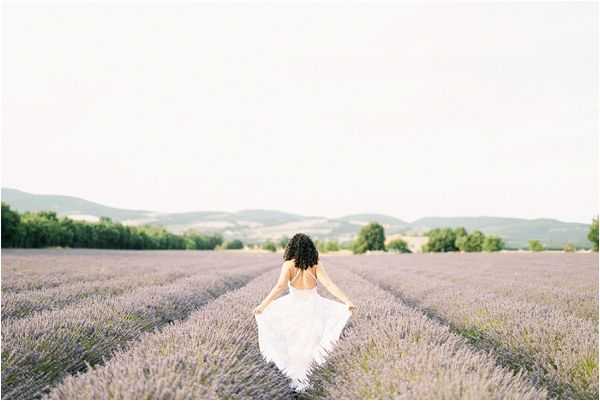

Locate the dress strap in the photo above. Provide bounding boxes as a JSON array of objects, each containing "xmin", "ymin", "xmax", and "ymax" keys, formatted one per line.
[
  {"xmin": 289, "ymin": 266, "xmax": 318, "ymax": 287},
  {"xmin": 305, "ymin": 268, "xmax": 317, "ymax": 283},
  {"xmin": 288, "ymin": 269, "xmax": 319, "ymax": 284}
]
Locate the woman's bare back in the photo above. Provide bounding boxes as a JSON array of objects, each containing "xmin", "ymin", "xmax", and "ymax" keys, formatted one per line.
[{"xmin": 287, "ymin": 261, "xmax": 318, "ymax": 290}]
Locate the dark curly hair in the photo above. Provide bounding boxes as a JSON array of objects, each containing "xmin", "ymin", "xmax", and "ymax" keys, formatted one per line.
[{"xmin": 283, "ymin": 233, "xmax": 319, "ymax": 269}]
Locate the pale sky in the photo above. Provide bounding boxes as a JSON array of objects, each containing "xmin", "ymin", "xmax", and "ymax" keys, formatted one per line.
[{"xmin": 2, "ymin": 1, "xmax": 598, "ymax": 223}]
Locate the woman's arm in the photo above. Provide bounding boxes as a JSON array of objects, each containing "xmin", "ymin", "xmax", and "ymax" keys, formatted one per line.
[
  {"xmin": 315, "ymin": 262, "xmax": 354, "ymax": 308},
  {"xmin": 253, "ymin": 262, "xmax": 290, "ymax": 314}
]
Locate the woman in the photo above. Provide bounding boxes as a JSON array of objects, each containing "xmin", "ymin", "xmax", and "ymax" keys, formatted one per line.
[{"xmin": 253, "ymin": 233, "xmax": 356, "ymax": 392}]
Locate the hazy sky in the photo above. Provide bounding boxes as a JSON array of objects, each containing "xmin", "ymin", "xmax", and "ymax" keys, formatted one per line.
[{"xmin": 2, "ymin": 2, "xmax": 597, "ymax": 223}]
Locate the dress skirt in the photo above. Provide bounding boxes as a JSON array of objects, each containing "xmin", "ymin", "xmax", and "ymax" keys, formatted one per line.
[{"xmin": 254, "ymin": 283, "xmax": 351, "ymax": 392}]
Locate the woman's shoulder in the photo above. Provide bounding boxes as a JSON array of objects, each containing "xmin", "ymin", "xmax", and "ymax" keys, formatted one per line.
[{"xmin": 283, "ymin": 259, "xmax": 297, "ymax": 272}]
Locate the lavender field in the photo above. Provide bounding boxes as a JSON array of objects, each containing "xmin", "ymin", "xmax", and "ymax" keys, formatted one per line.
[{"xmin": 1, "ymin": 250, "xmax": 597, "ymax": 400}]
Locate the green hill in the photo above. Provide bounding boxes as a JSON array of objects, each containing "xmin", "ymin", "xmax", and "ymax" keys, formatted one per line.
[
  {"xmin": 1, "ymin": 188, "xmax": 153, "ymax": 221},
  {"xmin": 410, "ymin": 216, "xmax": 590, "ymax": 248},
  {"xmin": 1, "ymin": 188, "xmax": 591, "ymax": 248}
]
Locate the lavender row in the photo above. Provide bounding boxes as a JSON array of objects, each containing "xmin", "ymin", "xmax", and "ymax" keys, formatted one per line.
[
  {"xmin": 422, "ymin": 254, "xmax": 598, "ymax": 321},
  {"xmin": 1, "ymin": 260, "xmax": 276, "ymax": 399},
  {"xmin": 49, "ymin": 265, "xmax": 544, "ymax": 399},
  {"xmin": 2, "ymin": 253, "xmax": 259, "ymax": 321},
  {"xmin": 1, "ymin": 249, "xmax": 166, "ymax": 292},
  {"xmin": 331, "ymin": 253, "xmax": 598, "ymax": 321},
  {"xmin": 1, "ymin": 250, "xmax": 259, "ymax": 293},
  {"xmin": 348, "ymin": 253, "xmax": 597, "ymax": 292},
  {"xmin": 336, "ymin": 256, "xmax": 598, "ymax": 399},
  {"xmin": 343, "ymin": 254, "xmax": 598, "ymax": 321},
  {"xmin": 46, "ymin": 268, "xmax": 295, "ymax": 400},
  {"xmin": 2, "ymin": 269, "xmax": 194, "ymax": 321},
  {"xmin": 303, "ymin": 263, "xmax": 545, "ymax": 399}
]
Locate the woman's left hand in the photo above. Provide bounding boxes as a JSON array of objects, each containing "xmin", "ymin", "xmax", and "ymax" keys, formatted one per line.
[{"xmin": 253, "ymin": 304, "xmax": 265, "ymax": 315}]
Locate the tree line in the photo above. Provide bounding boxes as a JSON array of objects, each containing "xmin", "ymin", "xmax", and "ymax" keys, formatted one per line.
[
  {"xmin": 3, "ymin": 202, "xmax": 597, "ymax": 253},
  {"xmin": 1, "ymin": 203, "xmax": 223, "ymax": 250},
  {"xmin": 349, "ymin": 222, "xmax": 409, "ymax": 254},
  {"xmin": 347, "ymin": 218, "xmax": 599, "ymax": 254},
  {"xmin": 421, "ymin": 227, "xmax": 504, "ymax": 252}
]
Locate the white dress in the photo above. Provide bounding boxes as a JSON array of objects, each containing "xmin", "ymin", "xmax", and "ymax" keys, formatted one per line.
[{"xmin": 255, "ymin": 267, "xmax": 352, "ymax": 392}]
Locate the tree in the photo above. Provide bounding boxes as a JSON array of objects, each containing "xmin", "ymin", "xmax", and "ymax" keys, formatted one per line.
[
  {"xmin": 423, "ymin": 228, "xmax": 458, "ymax": 252},
  {"xmin": 351, "ymin": 240, "xmax": 368, "ymax": 254},
  {"xmin": 563, "ymin": 242, "xmax": 576, "ymax": 253},
  {"xmin": 454, "ymin": 227, "xmax": 468, "ymax": 239},
  {"xmin": 482, "ymin": 236, "xmax": 504, "ymax": 252},
  {"xmin": 182, "ymin": 230, "xmax": 223, "ymax": 250},
  {"xmin": 387, "ymin": 238, "xmax": 411, "ymax": 253},
  {"xmin": 459, "ymin": 230, "xmax": 485, "ymax": 252},
  {"xmin": 324, "ymin": 240, "xmax": 340, "ymax": 252},
  {"xmin": 0, "ymin": 202, "xmax": 229, "ymax": 251},
  {"xmin": 1, "ymin": 202, "xmax": 21, "ymax": 247},
  {"xmin": 207, "ymin": 234, "xmax": 223, "ymax": 249},
  {"xmin": 224, "ymin": 239, "xmax": 244, "ymax": 250},
  {"xmin": 352, "ymin": 222, "xmax": 386, "ymax": 254},
  {"xmin": 262, "ymin": 241, "xmax": 277, "ymax": 252},
  {"xmin": 528, "ymin": 240, "xmax": 544, "ymax": 252},
  {"xmin": 589, "ymin": 217, "xmax": 599, "ymax": 252},
  {"xmin": 455, "ymin": 235, "xmax": 468, "ymax": 252},
  {"xmin": 453, "ymin": 227, "xmax": 470, "ymax": 251}
]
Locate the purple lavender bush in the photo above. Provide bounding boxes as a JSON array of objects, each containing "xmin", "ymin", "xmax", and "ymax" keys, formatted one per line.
[
  {"xmin": 1, "ymin": 250, "xmax": 596, "ymax": 399},
  {"xmin": 334, "ymin": 253, "xmax": 598, "ymax": 399},
  {"xmin": 303, "ymin": 266, "xmax": 546, "ymax": 399},
  {"xmin": 46, "ymin": 269, "xmax": 296, "ymax": 400},
  {"xmin": 1, "ymin": 251, "xmax": 277, "ymax": 399},
  {"xmin": 49, "ymin": 264, "xmax": 544, "ymax": 400}
]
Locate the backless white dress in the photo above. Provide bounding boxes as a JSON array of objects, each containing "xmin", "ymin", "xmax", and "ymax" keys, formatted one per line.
[{"xmin": 255, "ymin": 266, "xmax": 352, "ymax": 392}]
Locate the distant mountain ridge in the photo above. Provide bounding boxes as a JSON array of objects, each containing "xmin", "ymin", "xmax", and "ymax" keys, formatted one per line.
[{"xmin": 1, "ymin": 188, "xmax": 592, "ymax": 249}]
